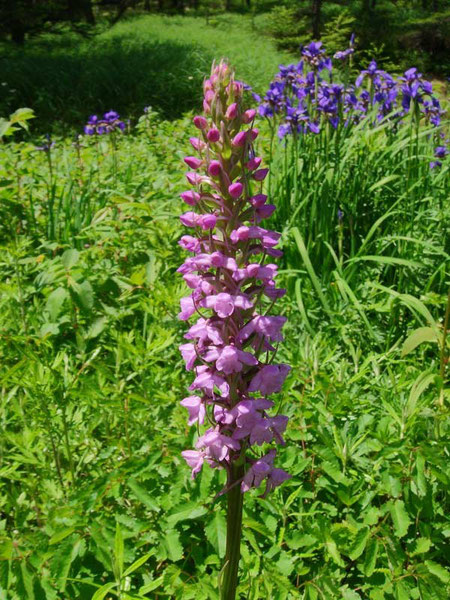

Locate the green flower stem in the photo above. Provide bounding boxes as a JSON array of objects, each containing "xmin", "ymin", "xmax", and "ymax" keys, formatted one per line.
[{"xmin": 220, "ymin": 463, "xmax": 245, "ymax": 600}]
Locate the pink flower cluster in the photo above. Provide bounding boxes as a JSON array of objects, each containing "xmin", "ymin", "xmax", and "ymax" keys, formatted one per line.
[{"xmin": 178, "ymin": 61, "xmax": 291, "ymax": 497}]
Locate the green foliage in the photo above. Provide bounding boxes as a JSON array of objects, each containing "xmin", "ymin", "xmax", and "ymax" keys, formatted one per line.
[
  {"xmin": 0, "ymin": 14, "xmax": 291, "ymax": 134},
  {"xmin": 264, "ymin": 5, "xmax": 308, "ymax": 52},
  {"xmin": 0, "ymin": 22, "xmax": 449, "ymax": 600},
  {"xmin": 0, "ymin": 107, "xmax": 35, "ymax": 140},
  {"xmin": 263, "ymin": 0, "xmax": 450, "ymax": 74}
]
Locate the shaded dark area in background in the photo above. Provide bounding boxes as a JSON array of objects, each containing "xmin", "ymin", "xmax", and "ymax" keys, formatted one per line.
[{"xmin": 0, "ymin": 36, "xmax": 211, "ymax": 134}]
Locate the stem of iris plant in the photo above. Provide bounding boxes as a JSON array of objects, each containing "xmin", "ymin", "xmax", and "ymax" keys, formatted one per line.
[
  {"xmin": 220, "ymin": 463, "xmax": 245, "ymax": 600},
  {"xmin": 438, "ymin": 286, "xmax": 450, "ymax": 409}
]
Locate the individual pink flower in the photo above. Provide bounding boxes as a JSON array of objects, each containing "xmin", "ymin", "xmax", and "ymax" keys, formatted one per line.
[
  {"xmin": 182, "ymin": 450, "xmax": 205, "ymax": 478},
  {"xmin": 248, "ymin": 364, "xmax": 291, "ymax": 395},
  {"xmin": 180, "ymin": 190, "xmax": 200, "ymax": 206},
  {"xmin": 201, "ymin": 292, "xmax": 253, "ymax": 318},
  {"xmin": 203, "ymin": 345, "xmax": 258, "ymax": 375},
  {"xmin": 178, "ymin": 295, "xmax": 196, "ymax": 321},
  {"xmin": 232, "ymin": 131, "xmax": 247, "ymax": 147},
  {"xmin": 238, "ymin": 315, "xmax": 287, "ymax": 343},
  {"xmin": 189, "ymin": 365, "xmax": 230, "ymax": 397},
  {"xmin": 179, "ymin": 343, "xmax": 197, "ymax": 370},
  {"xmin": 180, "ymin": 395, "xmax": 206, "ymax": 425},
  {"xmin": 241, "ymin": 451, "xmax": 275, "ymax": 492}
]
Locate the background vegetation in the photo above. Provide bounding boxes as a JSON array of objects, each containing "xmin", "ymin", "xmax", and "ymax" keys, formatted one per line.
[{"xmin": 0, "ymin": 5, "xmax": 449, "ymax": 600}]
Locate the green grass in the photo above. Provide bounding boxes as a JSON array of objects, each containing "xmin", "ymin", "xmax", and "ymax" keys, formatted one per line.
[{"xmin": 0, "ymin": 13, "xmax": 292, "ymax": 133}]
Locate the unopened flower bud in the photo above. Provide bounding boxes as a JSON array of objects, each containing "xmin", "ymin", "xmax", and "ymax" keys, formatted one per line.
[
  {"xmin": 232, "ymin": 131, "xmax": 247, "ymax": 147},
  {"xmin": 207, "ymin": 129, "xmax": 221, "ymax": 143},
  {"xmin": 226, "ymin": 103, "xmax": 238, "ymax": 119},
  {"xmin": 242, "ymin": 109, "xmax": 256, "ymax": 123},
  {"xmin": 249, "ymin": 193, "xmax": 267, "ymax": 207},
  {"xmin": 246, "ymin": 157, "xmax": 262, "ymax": 170},
  {"xmin": 208, "ymin": 160, "xmax": 222, "ymax": 176},
  {"xmin": 180, "ymin": 191, "xmax": 201, "ymax": 206},
  {"xmin": 229, "ymin": 182, "xmax": 244, "ymax": 198},
  {"xmin": 253, "ymin": 168, "xmax": 269, "ymax": 181},
  {"xmin": 184, "ymin": 156, "xmax": 203, "ymax": 170},
  {"xmin": 190, "ymin": 137, "xmax": 206, "ymax": 151},
  {"xmin": 186, "ymin": 172, "xmax": 202, "ymax": 185},
  {"xmin": 193, "ymin": 115, "xmax": 208, "ymax": 130}
]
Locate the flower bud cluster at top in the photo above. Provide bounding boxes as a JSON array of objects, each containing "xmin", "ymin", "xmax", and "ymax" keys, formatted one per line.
[
  {"xmin": 178, "ymin": 61, "xmax": 291, "ymax": 497},
  {"xmin": 84, "ymin": 111, "xmax": 126, "ymax": 136},
  {"xmin": 256, "ymin": 40, "xmax": 447, "ymax": 166}
]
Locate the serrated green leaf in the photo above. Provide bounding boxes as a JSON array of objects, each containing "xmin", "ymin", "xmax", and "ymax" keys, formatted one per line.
[
  {"xmin": 390, "ymin": 500, "xmax": 411, "ymax": 538},
  {"xmin": 321, "ymin": 460, "xmax": 350, "ymax": 485},
  {"xmin": 50, "ymin": 537, "xmax": 82, "ymax": 592},
  {"xmin": 72, "ymin": 279, "xmax": 94, "ymax": 311},
  {"xmin": 395, "ymin": 580, "xmax": 410, "ymax": 600},
  {"xmin": 0, "ymin": 537, "xmax": 13, "ymax": 560},
  {"xmin": 49, "ymin": 527, "xmax": 76, "ymax": 545},
  {"xmin": 325, "ymin": 535, "xmax": 344, "ymax": 566},
  {"xmin": 62, "ymin": 249, "xmax": 80, "ymax": 270},
  {"xmin": 306, "ymin": 583, "xmax": 319, "ymax": 600},
  {"xmin": 364, "ymin": 538, "xmax": 378, "ymax": 577},
  {"xmin": 127, "ymin": 479, "xmax": 160, "ymax": 512},
  {"xmin": 166, "ymin": 502, "xmax": 207, "ymax": 526},
  {"xmin": 411, "ymin": 538, "xmax": 431, "ymax": 556},
  {"xmin": 349, "ymin": 526, "xmax": 370, "ymax": 560},
  {"xmin": 85, "ymin": 317, "xmax": 107, "ymax": 339},
  {"xmin": 163, "ymin": 529, "xmax": 183, "ymax": 562},
  {"xmin": 46, "ymin": 287, "xmax": 69, "ymax": 321},
  {"xmin": 205, "ymin": 510, "xmax": 226, "ymax": 558},
  {"xmin": 19, "ymin": 562, "xmax": 35, "ymax": 600},
  {"xmin": 243, "ymin": 527, "xmax": 261, "ymax": 556},
  {"xmin": 0, "ymin": 561, "xmax": 9, "ymax": 590},
  {"xmin": 342, "ymin": 589, "xmax": 362, "ymax": 600},
  {"xmin": 276, "ymin": 551, "xmax": 295, "ymax": 577},
  {"xmin": 425, "ymin": 560, "xmax": 450, "ymax": 583}
]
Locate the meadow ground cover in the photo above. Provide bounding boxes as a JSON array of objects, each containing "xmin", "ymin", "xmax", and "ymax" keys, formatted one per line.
[{"xmin": 1, "ymin": 13, "xmax": 449, "ymax": 600}]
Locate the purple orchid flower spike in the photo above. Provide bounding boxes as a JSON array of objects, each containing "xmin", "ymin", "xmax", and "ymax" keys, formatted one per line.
[{"xmin": 177, "ymin": 60, "xmax": 291, "ymax": 600}]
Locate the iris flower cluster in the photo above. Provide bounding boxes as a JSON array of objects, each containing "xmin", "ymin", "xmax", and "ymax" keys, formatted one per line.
[
  {"xmin": 84, "ymin": 110, "xmax": 126, "ymax": 136},
  {"xmin": 257, "ymin": 40, "xmax": 446, "ymax": 154},
  {"xmin": 178, "ymin": 61, "xmax": 291, "ymax": 497}
]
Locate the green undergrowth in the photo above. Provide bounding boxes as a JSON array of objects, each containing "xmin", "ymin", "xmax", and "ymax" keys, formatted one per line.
[
  {"xmin": 0, "ymin": 88, "xmax": 449, "ymax": 599},
  {"xmin": 0, "ymin": 14, "xmax": 292, "ymax": 134}
]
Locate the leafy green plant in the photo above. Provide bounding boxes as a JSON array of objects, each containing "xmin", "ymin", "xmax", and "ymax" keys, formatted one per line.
[{"xmin": 0, "ymin": 107, "xmax": 34, "ymax": 140}]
